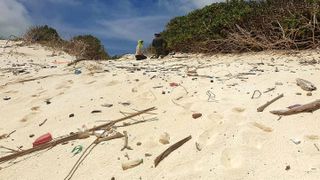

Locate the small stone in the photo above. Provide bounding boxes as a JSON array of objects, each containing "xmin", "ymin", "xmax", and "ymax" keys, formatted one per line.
[
  {"xmin": 210, "ymin": 80, "xmax": 214, "ymax": 83},
  {"xmin": 132, "ymin": 88, "xmax": 138, "ymax": 93},
  {"xmin": 275, "ymin": 82, "xmax": 283, "ymax": 86},
  {"xmin": 162, "ymin": 91, "xmax": 166, "ymax": 95},
  {"xmin": 136, "ymin": 142, "xmax": 142, "ymax": 146},
  {"xmin": 159, "ymin": 132, "xmax": 170, "ymax": 145},
  {"xmin": 101, "ymin": 103, "xmax": 113, "ymax": 108},
  {"xmin": 120, "ymin": 102, "xmax": 131, "ymax": 106},
  {"xmin": 145, "ymin": 153, "xmax": 152, "ymax": 157},
  {"xmin": 296, "ymin": 92, "xmax": 302, "ymax": 95},
  {"xmin": 3, "ymin": 96, "xmax": 11, "ymax": 101},
  {"xmin": 91, "ymin": 110, "xmax": 102, "ymax": 114},
  {"xmin": 192, "ymin": 113, "xmax": 202, "ymax": 119},
  {"xmin": 45, "ymin": 100, "xmax": 51, "ymax": 104},
  {"xmin": 290, "ymin": 138, "xmax": 301, "ymax": 145},
  {"xmin": 307, "ymin": 92, "xmax": 312, "ymax": 96},
  {"xmin": 122, "ymin": 159, "xmax": 143, "ymax": 170},
  {"xmin": 285, "ymin": 165, "xmax": 290, "ymax": 171},
  {"xmin": 69, "ymin": 113, "xmax": 74, "ymax": 118},
  {"xmin": 29, "ymin": 134, "xmax": 35, "ymax": 138}
]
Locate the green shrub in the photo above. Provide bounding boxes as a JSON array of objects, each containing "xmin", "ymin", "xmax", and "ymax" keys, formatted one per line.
[
  {"xmin": 161, "ymin": 0, "xmax": 320, "ymax": 53},
  {"xmin": 23, "ymin": 25, "xmax": 110, "ymax": 60},
  {"xmin": 70, "ymin": 35, "xmax": 109, "ymax": 60},
  {"xmin": 24, "ymin": 25, "xmax": 61, "ymax": 43}
]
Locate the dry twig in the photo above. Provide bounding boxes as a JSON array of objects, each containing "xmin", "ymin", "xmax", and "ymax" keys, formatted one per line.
[
  {"xmin": 257, "ymin": 94, "xmax": 284, "ymax": 112},
  {"xmin": 154, "ymin": 135, "xmax": 192, "ymax": 167}
]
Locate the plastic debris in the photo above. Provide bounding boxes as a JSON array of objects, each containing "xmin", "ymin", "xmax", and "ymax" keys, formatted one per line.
[{"xmin": 72, "ymin": 145, "xmax": 83, "ymax": 156}]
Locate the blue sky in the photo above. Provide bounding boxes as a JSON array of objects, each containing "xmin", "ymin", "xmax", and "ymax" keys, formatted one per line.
[{"xmin": 0, "ymin": 0, "xmax": 220, "ymax": 55}]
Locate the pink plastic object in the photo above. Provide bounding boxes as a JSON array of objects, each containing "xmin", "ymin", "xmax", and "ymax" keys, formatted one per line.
[{"xmin": 33, "ymin": 133, "xmax": 53, "ymax": 147}]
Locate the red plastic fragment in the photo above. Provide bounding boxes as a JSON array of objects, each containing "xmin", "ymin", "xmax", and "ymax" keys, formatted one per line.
[{"xmin": 33, "ymin": 133, "xmax": 53, "ymax": 147}]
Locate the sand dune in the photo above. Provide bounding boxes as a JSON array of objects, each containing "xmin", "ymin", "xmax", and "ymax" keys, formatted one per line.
[{"xmin": 0, "ymin": 40, "xmax": 320, "ymax": 180}]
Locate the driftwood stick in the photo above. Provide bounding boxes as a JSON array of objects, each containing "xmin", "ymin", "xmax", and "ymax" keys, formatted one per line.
[
  {"xmin": 0, "ymin": 132, "xmax": 87, "ymax": 163},
  {"xmin": 65, "ymin": 132, "xmax": 123, "ymax": 180},
  {"xmin": 270, "ymin": 99, "xmax": 320, "ymax": 116},
  {"xmin": 94, "ymin": 132, "xmax": 124, "ymax": 144},
  {"xmin": 0, "ymin": 146, "xmax": 20, "ymax": 153},
  {"xmin": 154, "ymin": 135, "xmax": 192, "ymax": 167},
  {"xmin": 257, "ymin": 94, "xmax": 284, "ymax": 112},
  {"xmin": 67, "ymin": 58, "xmax": 86, "ymax": 66},
  {"xmin": 7, "ymin": 130, "xmax": 16, "ymax": 137},
  {"xmin": 89, "ymin": 107, "xmax": 156, "ymax": 132},
  {"xmin": 263, "ymin": 87, "xmax": 276, "ymax": 93},
  {"xmin": 1, "ymin": 73, "xmax": 71, "ymax": 87},
  {"xmin": 0, "ymin": 107, "xmax": 156, "ymax": 164},
  {"xmin": 39, "ymin": 119, "xmax": 48, "ymax": 127},
  {"xmin": 296, "ymin": 78, "xmax": 317, "ymax": 91}
]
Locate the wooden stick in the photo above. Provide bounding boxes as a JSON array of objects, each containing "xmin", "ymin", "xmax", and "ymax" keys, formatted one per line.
[
  {"xmin": 0, "ymin": 132, "xmax": 86, "ymax": 163},
  {"xmin": 257, "ymin": 94, "xmax": 284, "ymax": 112},
  {"xmin": 89, "ymin": 107, "xmax": 156, "ymax": 132},
  {"xmin": 154, "ymin": 135, "xmax": 192, "ymax": 167},
  {"xmin": 94, "ymin": 132, "xmax": 124, "ymax": 144},
  {"xmin": 263, "ymin": 87, "xmax": 276, "ymax": 93},
  {"xmin": 1, "ymin": 73, "xmax": 71, "ymax": 87},
  {"xmin": 67, "ymin": 58, "xmax": 86, "ymax": 66},
  {"xmin": 0, "ymin": 145, "xmax": 20, "ymax": 153},
  {"xmin": 65, "ymin": 132, "xmax": 123, "ymax": 180},
  {"xmin": 39, "ymin": 119, "xmax": 48, "ymax": 127},
  {"xmin": 0, "ymin": 107, "xmax": 156, "ymax": 163},
  {"xmin": 270, "ymin": 99, "xmax": 320, "ymax": 116}
]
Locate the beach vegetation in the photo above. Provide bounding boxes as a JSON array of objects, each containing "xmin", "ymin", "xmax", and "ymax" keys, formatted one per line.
[{"xmin": 162, "ymin": 0, "xmax": 320, "ymax": 53}]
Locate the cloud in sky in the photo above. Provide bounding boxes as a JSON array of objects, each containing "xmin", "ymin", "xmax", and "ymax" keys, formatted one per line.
[
  {"xmin": 0, "ymin": 0, "xmax": 31, "ymax": 38},
  {"xmin": 158, "ymin": 0, "xmax": 222, "ymax": 14},
  {"xmin": 0, "ymin": 0, "xmax": 219, "ymax": 54},
  {"xmin": 98, "ymin": 16, "xmax": 171, "ymax": 42}
]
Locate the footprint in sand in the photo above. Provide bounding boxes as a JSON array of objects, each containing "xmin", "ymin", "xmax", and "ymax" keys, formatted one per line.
[
  {"xmin": 55, "ymin": 84, "xmax": 71, "ymax": 90},
  {"xmin": 20, "ymin": 112, "xmax": 37, "ymax": 122},
  {"xmin": 86, "ymin": 80, "xmax": 96, "ymax": 85},
  {"xmin": 207, "ymin": 113, "xmax": 224, "ymax": 122},
  {"xmin": 232, "ymin": 107, "xmax": 246, "ymax": 113},
  {"xmin": 220, "ymin": 146, "xmax": 257, "ymax": 169},
  {"xmin": 106, "ymin": 80, "xmax": 120, "ymax": 86},
  {"xmin": 31, "ymin": 106, "xmax": 40, "ymax": 111},
  {"xmin": 55, "ymin": 80, "xmax": 74, "ymax": 90},
  {"xmin": 196, "ymin": 126, "xmax": 219, "ymax": 150},
  {"xmin": 136, "ymin": 91, "xmax": 157, "ymax": 102},
  {"xmin": 4, "ymin": 90, "xmax": 19, "ymax": 94},
  {"xmin": 221, "ymin": 148, "xmax": 244, "ymax": 169},
  {"xmin": 143, "ymin": 138, "xmax": 159, "ymax": 149},
  {"xmin": 196, "ymin": 113, "xmax": 224, "ymax": 148},
  {"xmin": 240, "ymin": 124, "xmax": 271, "ymax": 150}
]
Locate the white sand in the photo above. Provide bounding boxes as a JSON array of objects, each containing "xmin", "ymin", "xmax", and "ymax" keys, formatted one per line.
[{"xmin": 0, "ymin": 40, "xmax": 320, "ymax": 180}]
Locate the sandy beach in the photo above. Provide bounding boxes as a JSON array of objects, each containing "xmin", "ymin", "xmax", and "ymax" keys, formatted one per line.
[{"xmin": 1, "ymin": 40, "xmax": 320, "ymax": 180}]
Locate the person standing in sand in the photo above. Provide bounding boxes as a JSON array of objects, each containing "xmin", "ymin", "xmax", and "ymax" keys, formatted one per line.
[
  {"xmin": 135, "ymin": 40, "xmax": 147, "ymax": 60},
  {"xmin": 151, "ymin": 33, "xmax": 168, "ymax": 58}
]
